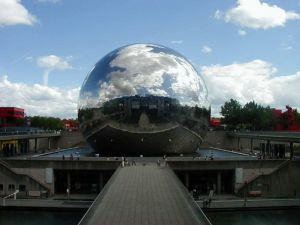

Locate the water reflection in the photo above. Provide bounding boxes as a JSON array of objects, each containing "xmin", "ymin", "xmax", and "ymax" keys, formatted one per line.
[
  {"xmin": 206, "ymin": 209, "xmax": 300, "ymax": 225},
  {"xmin": 78, "ymin": 44, "xmax": 210, "ymax": 154}
]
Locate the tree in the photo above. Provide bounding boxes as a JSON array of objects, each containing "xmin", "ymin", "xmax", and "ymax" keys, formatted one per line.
[
  {"xmin": 242, "ymin": 101, "xmax": 260, "ymax": 129},
  {"xmin": 220, "ymin": 99, "xmax": 276, "ymax": 131},
  {"xmin": 259, "ymin": 106, "xmax": 276, "ymax": 130},
  {"xmin": 29, "ymin": 116, "xmax": 64, "ymax": 130},
  {"xmin": 220, "ymin": 99, "xmax": 242, "ymax": 129}
]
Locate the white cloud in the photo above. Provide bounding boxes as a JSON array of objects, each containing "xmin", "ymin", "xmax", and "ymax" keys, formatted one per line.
[
  {"xmin": 79, "ymin": 44, "xmax": 208, "ymax": 109},
  {"xmin": 201, "ymin": 60, "xmax": 300, "ymax": 116},
  {"xmin": 25, "ymin": 56, "xmax": 34, "ymax": 62},
  {"xmin": 37, "ymin": 55, "xmax": 72, "ymax": 85},
  {"xmin": 171, "ymin": 40, "xmax": 183, "ymax": 44},
  {"xmin": 37, "ymin": 55, "xmax": 72, "ymax": 70},
  {"xmin": 215, "ymin": 0, "xmax": 300, "ymax": 29},
  {"xmin": 0, "ymin": 75, "xmax": 79, "ymax": 118},
  {"xmin": 280, "ymin": 42, "xmax": 293, "ymax": 51},
  {"xmin": 201, "ymin": 45, "xmax": 212, "ymax": 54},
  {"xmin": 0, "ymin": 0, "xmax": 37, "ymax": 26},
  {"xmin": 238, "ymin": 29, "xmax": 247, "ymax": 36}
]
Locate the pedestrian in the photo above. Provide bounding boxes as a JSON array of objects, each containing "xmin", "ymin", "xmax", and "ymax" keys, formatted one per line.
[
  {"xmin": 121, "ymin": 156, "xmax": 125, "ymax": 167},
  {"xmin": 70, "ymin": 154, "xmax": 73, "ymax": 160},
  {"xmin": 62, "ymin": 154, "xmax": 65, "ymax": 160}
]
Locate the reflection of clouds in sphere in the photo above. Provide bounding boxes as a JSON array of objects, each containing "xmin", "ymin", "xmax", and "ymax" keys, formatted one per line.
[{"xmin": 79, "ymin": 43, "xmax": 208, "ymax": 109}]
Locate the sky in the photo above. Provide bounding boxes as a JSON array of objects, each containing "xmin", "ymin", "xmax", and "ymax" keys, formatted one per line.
[{"xmin": 0, "ymin": 0, "xmax": 300, "ymax": 118}]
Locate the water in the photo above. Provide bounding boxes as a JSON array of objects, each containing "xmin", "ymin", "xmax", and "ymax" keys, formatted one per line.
[
  {"xmin": 37, "ymin": 147, "xmax": 94, "ymax": 158},
  {"xmin": 197, "ymin": 148, "xmax": 254, "ymax": 158},
  {"xmin": 206, "ymin": 209, "xmax": 300, "ymax": 225},
  {"xmin": 0, "ymin": 209, "xmax": 85, "ymax": 225}
]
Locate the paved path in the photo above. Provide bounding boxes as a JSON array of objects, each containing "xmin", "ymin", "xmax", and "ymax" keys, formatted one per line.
[{"xmin": 79, "ymin": 164, "xmax": 210, "ymax": 225}]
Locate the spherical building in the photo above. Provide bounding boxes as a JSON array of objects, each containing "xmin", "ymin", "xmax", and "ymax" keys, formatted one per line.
[{"xmin": 78, "ymin": 43, "xmax": 210, "ymax": 155}]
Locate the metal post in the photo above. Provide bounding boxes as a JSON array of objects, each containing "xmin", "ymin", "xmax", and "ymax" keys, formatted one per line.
[
  {"xmin": 67, "ymin": 172, "xmax": 71, "ymax": 198},
  {"xmin": 26, "ymin": 139, "xmax": 29, "ymax": 153},
  {"xmin": 290, "ymin": 142, "xmax": 294, "ymax": 160},
  {"xmin": 48, "ymin": 138, "xmax": 51, "ymax": 150},
  {"xmin": 266, "ymin": 140, "xmax": 270, "ymax": 158},
  {"xmin": 237, "ymin": 137, "xmax": 240, "ymax": 150},
  {"xmin": 250, "ymin": 138, "xmax": 253, "ymax": 153},
  {"xmin": 99, "ymin": 173, "xmax": 104, "ymax": 190},
  {"xmin": 244, "ymin": 182, "xmax": 248, "ymax": 207},
  {"xmin": 34, "ymin": 138, "xmax": 37, "ymax": 153},
  {"xmin": 185, "ymin": 172, "xmax": 189, "ymax": 190},
  {"xmin": 217, "ymin": 172, "xmax": 222, "ymax": 194}
]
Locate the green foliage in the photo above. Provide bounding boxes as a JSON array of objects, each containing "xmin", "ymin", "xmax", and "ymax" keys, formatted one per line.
[
  {"xmin": 220, "ymin": 99, "xmax": 276, "ymax": 131},
  {"xmin": 15, "ymin": 118, "xmax": 25, "ymax": 126},
  {"xmin": 29, "ymin": 116, "xmax": 64, "ymax": 130},
  {"xmin": 220, "ymin": 99, "xmax": 242, "ymax": 126}
]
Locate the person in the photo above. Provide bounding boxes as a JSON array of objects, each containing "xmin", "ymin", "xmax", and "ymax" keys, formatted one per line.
[
  {"xmin": 66, "ymin": 188, "xmax": 70, "ymax": 199},
  {"xmin": 62, "ymin": 154, "xmax": 65, "ymax": 160},
  {"xmin": 70, "ymin": 154, "xmax": 73, "ymax": 160},
  {"xmin": 157, "ymin": 159, "xmax": 161, "ymax": 166},
  {"xmin": 132, "ymin": 160, "xmax": 136, "ymax": 166},
  {"xmin": 121, "ymin": 156, "xmax": 125, "ymax": 167}
]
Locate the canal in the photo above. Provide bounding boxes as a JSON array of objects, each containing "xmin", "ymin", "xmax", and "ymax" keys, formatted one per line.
[
  {"xmin": 0, "ymin": 209, "xmax": 86, "ymax": 225},
  {"xmin": 1, "ymin": 208, "xmax": 300, "ymax": 225},
  {"xmin": 206, "ymin": 209, "xmax": 300, "ymax": 225}
]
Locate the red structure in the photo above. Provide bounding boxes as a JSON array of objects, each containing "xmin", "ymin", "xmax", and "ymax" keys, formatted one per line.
[
  {"xmin": 272, "ymin": 106, "xmax": 300, "ymax": 131},
  {"xmin": 210, "ymin": 117, "xmax": 221, "ymax": 127},
  {"xmin": 63, "ymin": 119, "xmax": 79, "ymax": 131},
  {"xmin": 0, "ymin": 107, "xmax": 24, "ymax": 127}
]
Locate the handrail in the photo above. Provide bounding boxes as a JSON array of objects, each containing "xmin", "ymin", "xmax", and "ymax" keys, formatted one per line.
[
  {"xmin": 237, "ymin": 159, "xmax": 290, "ymax": 194},
  {"xmin": 167, "ymin": 167, "xmax": 212, "ymax": 225},
  {"xmin": 0, "ymin": 159, "xmax": 51, "ymax": 193},
  {"xmin": 2, "ymin": 190, "xmax": 19, "ymax": 206},
  {"xmin": 78, "ymin": 166, "xmax": 121, "ymax": 225},
  {"xmin": 0, "ymin": 130, "xmax": 61, "ymax": 137}
]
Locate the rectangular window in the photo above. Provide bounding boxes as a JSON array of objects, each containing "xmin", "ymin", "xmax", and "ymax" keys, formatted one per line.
[
  {"xmin": 0, "ymin": 184, "xmax": 3, "ymax": 191},
  {"xmin": 8, "ymin": 184, "xmax": 15, "ymax": 191},
  {"xmin": 19, "ymin": 185, "xmax": 26, "ymax": 192}
]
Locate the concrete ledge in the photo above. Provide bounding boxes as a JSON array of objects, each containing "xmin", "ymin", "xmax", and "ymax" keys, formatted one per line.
[
  {"xmin": 0, "ymin": 199, "xmax": 92, "ymax": 209},
  {"xmin": 197, "ymin": 198, "xmax": 300, "ymax": 209}
]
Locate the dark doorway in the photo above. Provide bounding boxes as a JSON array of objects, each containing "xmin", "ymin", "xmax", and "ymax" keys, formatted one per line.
[
  {"xmin": 175, "ymin": 170, "xmax": 234, "ymax": 195},
  {"xmin": 54, "ymin": 170, "xmax": 114, "ymax": 194}
]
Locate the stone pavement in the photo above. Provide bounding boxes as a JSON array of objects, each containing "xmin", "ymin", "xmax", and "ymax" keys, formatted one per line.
[{"xmin": 79, "ymin": 163, "xmax": 211, "ymax": 225}]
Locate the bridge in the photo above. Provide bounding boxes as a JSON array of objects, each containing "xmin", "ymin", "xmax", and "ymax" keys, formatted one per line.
[
  {"xmin": 78, "ymin": 163, "xmax": 212, "ymax": 225},
  {"xmin": 0, "ymin": 131, "xmax": 61, "ymax": 157},
  {"xmin": 228, "ymin": 131, "xmax": 300, "ymax": 159},
  {"xmin": 0, "ymin": 132, "xmax": 61, "ymax": 141}
]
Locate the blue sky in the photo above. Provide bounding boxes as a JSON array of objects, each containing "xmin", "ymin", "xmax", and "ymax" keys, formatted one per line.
[{"xmin": 0, "ymin": 0, "xmax": 300, "ymax": 118}]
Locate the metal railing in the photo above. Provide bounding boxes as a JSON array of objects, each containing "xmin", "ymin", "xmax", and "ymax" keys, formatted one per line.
[
  {"xmin": 2, "ymin": 190, "xmax": 19, "ymax": 206},
  {"xmin": 0, "ymin": 129, "xmax": 61, "ymax": 136}
]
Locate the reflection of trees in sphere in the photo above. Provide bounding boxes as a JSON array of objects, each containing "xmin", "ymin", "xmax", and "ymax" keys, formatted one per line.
[{"xmin": 78, "ymin": 43, "xmax": 210, "ymax": 156}]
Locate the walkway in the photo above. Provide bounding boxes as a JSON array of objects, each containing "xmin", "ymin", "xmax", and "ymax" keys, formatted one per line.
[{"xmin": 79, "ymin": 163, "xmax": 211, "ymax": 225}]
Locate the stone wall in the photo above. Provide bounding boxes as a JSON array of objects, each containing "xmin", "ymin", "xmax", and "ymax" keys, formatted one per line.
[
  {"xmin": 238, "ymin": 161, "xmax": 300, "ymax": 198},
  {"xmin": 54, "ymin": 130, "xmax": 86, "ymax": 149},
  {"xmin": 0, "ymin": 162, "xmax": 48, "ymax": 197},
  {"xmin": 13, "ymin": 168, "xmax": 54, "ymax": 194}
]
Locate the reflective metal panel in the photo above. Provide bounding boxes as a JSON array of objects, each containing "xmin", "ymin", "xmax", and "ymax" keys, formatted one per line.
[{"xmin": 78, "ymin": 43, "xmax": 210, "ymax": 154}]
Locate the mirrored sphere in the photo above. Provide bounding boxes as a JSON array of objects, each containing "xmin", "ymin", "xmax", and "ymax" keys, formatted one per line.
[{"xmin": 78, "ymin": 43, "xmax": 210, "ymax": 155}]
